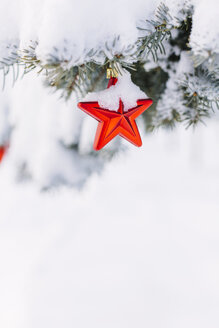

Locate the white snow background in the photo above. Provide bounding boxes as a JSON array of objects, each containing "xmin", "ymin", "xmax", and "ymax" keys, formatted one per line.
[{"xmin": 1, "ymin": 118, "xmax": 219, "ymax": 328}]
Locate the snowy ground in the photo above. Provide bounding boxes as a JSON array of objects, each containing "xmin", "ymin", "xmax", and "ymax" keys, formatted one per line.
[{"xmin": 1, "ymin": 122, "xmax": 219, "ymax": 328}]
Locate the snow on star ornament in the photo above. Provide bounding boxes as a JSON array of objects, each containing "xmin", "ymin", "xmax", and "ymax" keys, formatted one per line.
[{"xmin": 78, "ymin": 71, "xmax": 153, "ymax": 151}]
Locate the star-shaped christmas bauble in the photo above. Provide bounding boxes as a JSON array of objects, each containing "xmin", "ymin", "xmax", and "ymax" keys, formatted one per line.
[{"xmin": 78, "ymin": 98, "xmax": 153, "ymax": 151}]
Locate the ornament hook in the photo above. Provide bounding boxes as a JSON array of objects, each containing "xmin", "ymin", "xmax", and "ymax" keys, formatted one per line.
[{"xmin": 106, "ymin": 63, "xmax": 119, "ymax": 79}]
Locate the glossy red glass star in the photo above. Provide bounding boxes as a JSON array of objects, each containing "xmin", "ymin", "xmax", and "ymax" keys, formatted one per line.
[{"xmin": 78, "ymin": 98, "xmax": 153, "ymax": 150}]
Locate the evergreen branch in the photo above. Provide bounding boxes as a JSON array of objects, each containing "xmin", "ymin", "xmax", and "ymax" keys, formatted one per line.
[
  {"xmin": 180, "ymin": 69, "xmax": 219, "ymax": 126},
  {"xmin": 136, "ymin": 3, "xmax": 174, "ymax": 61},
  {"xmin": 0, "ymin": 44, "xmax": 19, "ymax": 89}
]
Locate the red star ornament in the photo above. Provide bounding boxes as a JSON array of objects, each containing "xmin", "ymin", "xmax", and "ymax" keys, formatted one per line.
[
  {"xmin": 77, "ymin": 77, "xmax": 153, "ymax": 151},
  {"xmin": 78, "ymin": 98, "xmax": 152, "ymax": 150}
]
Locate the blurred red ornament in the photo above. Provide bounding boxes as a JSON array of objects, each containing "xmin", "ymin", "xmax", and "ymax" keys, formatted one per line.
[
  {"xmin": 77, "ymin": 77, "xmax": 153, "ymax": 151},
  {"xmin": 0, "ymin": 146, "xmax": 7, "ymax": 162}
]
